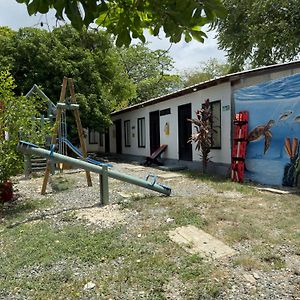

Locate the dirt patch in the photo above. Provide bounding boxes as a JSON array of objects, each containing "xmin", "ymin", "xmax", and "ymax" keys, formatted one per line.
[{"xmin": 76, "ymin": 204, "xmax": 128, "ymax": 228}]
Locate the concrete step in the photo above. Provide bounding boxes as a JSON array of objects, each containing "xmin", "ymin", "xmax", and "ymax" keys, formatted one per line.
[{"xmin": 31, "ymin": 166, "xmax": 46, "ymax": 172}]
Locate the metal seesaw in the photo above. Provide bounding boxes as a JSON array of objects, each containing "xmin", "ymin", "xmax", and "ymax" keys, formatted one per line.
[{"xmin": 18, "ymin": 141, "xmax": 171, "ymax": 205}]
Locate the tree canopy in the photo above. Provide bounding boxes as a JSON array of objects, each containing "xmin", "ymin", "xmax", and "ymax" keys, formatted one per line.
[
  {"xmin": 16, "ymin": 0, "xmax": 225, "ymax": 46},
  {"xmin": 217, "ymin": 0, "xmax": 300, "ymax": 71},
  {"xmin": 182, "ymin": 58, "xmax": 230, "ymax": 87},
  {"xmin": 118, "ymin": 44, "xmax": 182, "ymax": 104},
  {"xmin": 0, "ymin": 25, "xmax": 135, "ymax": 131},
  {"xmin": 0, "ymin": 25, "xmax": 180, "ymax": 131}
]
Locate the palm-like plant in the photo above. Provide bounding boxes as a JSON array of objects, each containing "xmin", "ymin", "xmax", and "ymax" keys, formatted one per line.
[{"xmin": 188, "ymin": 99, "xmax": 214, "ymax": 172}]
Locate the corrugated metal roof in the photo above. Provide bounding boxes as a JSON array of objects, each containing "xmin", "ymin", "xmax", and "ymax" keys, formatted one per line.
[{"xmin": 111, "ymin": 60, "xmax": 300, "ymax": 116}]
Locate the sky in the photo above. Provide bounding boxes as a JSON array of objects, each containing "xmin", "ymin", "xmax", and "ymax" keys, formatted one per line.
[{"xmin": 0, "ymin": 1, "xmax": 226, "ymax": 73}]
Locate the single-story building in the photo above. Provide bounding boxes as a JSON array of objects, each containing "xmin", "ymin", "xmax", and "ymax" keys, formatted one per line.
[{"xmin": 86, "ymin": 61, "xmax": 300, "ymax": 186}]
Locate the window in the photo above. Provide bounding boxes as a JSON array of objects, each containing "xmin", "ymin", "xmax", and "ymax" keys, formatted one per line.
[
  {"xmin": 124, "ymin": 120, "xmax": 131, "ymax": 147},
  {"xmin": 138, "ymin": 117, "xmax": 146, "ymax": 148},
  {"xmin": 89, "ymin": 128, "xmax": 97, "ymax": 144},
  {"xmin": 160, "ymin": 108, "xmax": 171, "ymax": 116},
  {"xmin": 210, "ymin": 101, "xmax": 221, "ymax": 148}
]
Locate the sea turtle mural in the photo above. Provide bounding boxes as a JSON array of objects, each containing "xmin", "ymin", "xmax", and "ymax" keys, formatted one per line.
[
  {"xmin": 247, "ymin": 119, "xmax": 275, "ymax": 154},
  {"xmin": 234, "ymin": 72, "xmax": 300, "ymax": 186}
]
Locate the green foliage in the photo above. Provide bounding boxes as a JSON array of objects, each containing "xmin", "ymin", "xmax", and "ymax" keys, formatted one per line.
[
  {"xmin": 0, "ymin": 26, "xmax": 181, "ymax": 124},
  {"xmin": 217, "ymin": 0, "xmax": 300, "ymax": 70},
  {"xmin": 0, "ymin": 25, "xmax": 135, "ymax": 131},
  {"xmin": 119, "ymin": 44, "xmax": 182, "ymax": 104},
  {"xmin": 182, "ymin": 58, "xmax": 230, "ymax": 87},
  {"xmin": 0, "ymin": 71, "xmax": 50, "ymax": 182},
  {"xmin": 16, "ymin": 0, "xmax": 226, "ymax": 46},
  {"xmin": 50, "ymin": 175, "xmax": 74, "ymax": 192}
]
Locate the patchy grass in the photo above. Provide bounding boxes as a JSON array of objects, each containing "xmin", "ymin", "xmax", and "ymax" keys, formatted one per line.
[
  {"xmin": 1, "ymin": 171, "xmax": 300, "ymax": 299},
  {"xmin": 180, "ymin": 170, "xmax": 258, "ymax": 194},
  {"xmin": 0, "ymin": 199, "xmax": 224, "ymax": 299},
  {"xmin": 50, "ymin": 175, "xmax": 75, "ymax": 192}
]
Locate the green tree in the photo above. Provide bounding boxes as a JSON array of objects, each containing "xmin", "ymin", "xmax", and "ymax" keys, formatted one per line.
[
  {"xmin": 119, "ymin": 44, "xmax": 182, "ymax": 104},
  {"xmin": 16, "ymin": 0, "xmax": 225, "ymax": 46},
  {"xmin": 0, "ymin": 25, "xmax": 135, "ymax": 131},
  {"xmin": 182, "ymin": 58, "xmax": 230, "ymax": 87},
  {"xmin": 0, "ymin": 70, "xmax": 50, "ymax": 184},
  {"xmin": 216, "ymin": 0, "xmax": 300, "ymax": 71}
]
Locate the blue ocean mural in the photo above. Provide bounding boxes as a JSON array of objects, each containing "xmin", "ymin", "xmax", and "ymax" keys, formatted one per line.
[{"xmin": 234, "ymin": 73, "xmax": 300, "ymax": 186}]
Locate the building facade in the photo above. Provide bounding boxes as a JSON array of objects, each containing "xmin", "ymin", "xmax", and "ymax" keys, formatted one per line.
[{"xmin": 86, "ymin": 61, "xmax": 300, "ymax": 184}]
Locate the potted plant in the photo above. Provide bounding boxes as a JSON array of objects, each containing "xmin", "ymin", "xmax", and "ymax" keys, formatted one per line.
[{"xmin": 188, "ymin": 99, "xmax": 214, "ymax": 173}]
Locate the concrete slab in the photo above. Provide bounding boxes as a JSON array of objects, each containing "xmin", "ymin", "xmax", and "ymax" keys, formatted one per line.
[
  {"xmin": 158, "ymin": 165, "xmax": 187, "ymax": 171},
  {"xmin": 169, "ymin": 225, "xmax": 237, "ymax": 259},
  {"xmin": 123, "ymin": 165, "xmax": 146, "ymax": 171},
  {"xmin": 257, "ymin": 187, "xmax": 293, "ymax": 194},
  {"xmin": 157, "ymin": 173, "xmax": 182, "ymax": 179}
]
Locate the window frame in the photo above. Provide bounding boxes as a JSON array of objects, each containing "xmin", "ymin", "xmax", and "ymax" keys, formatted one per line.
[
  {"xmin": 124, "ymin": 120, "xmax": 131, "ymax": 147},
  {"xmin": 137, "ymin": 117, "xmax": 146, "ymax": 148},
  {"xmin": 210, "ymin": 100, "xmax": 221, "ymax": 149},
  {"xmin": 88, "ymin": 128, "xmax": 98, "ymax": 145}
]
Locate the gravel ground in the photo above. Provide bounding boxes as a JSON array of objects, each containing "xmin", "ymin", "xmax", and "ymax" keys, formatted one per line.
[{"xmin": 7, "ymin": 161, "xmax": 300, "ymax": 300}]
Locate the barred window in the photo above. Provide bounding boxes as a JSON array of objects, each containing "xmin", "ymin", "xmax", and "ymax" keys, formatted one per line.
[
  {"xmin": 137, "ymin": 117, "xmax": 146, "ymax": 148},
  {"xmin": 124, "ymin": 120, "xmax": 131, "ymax": 147}
]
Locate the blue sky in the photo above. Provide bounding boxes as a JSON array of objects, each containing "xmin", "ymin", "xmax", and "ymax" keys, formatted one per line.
[{"xmin": 0, "ymin": 1, "xmax": 226, "ymax": 72}]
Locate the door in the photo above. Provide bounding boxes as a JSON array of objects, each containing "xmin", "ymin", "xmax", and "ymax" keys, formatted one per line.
[
  {"xmin": 114, "ymin": 119, "xmax": 122, "ymax": 154},
  {"xmin": 105, "ymin": 130, "xmax": 110, "ymax": 153},
  {"xmin": 178, "ymin": 103, "xmax": 192, "ymax": 161},
  {"xmin": 149, "ymin": 110, "xmax": 160, "ymax": 154}
]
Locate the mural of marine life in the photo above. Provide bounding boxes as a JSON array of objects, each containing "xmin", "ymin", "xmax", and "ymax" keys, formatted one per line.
[
  {"xmin": 247, "ymin": 119, "xmax": 275, "ymax": 154},
  {"xmin": 282, "ymin": 137, "xmax": 299, "ymax": 186},
  {"xmin": 294, "ymin": 115, "xmax": 300, "ymax": 123},
  {"xmin": 279, "ymin": 110, "xmax": 293, "ymax": 121},
  {"xmin": 235, "ymin": 72, "xmax": 300, "ymax": 186}
]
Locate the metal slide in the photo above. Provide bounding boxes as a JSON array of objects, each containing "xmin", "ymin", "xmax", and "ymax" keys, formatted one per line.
[
  {"xmin": 58, "ymin": 138, "xmax": 113, "ymax": 167},
  {"xmin": 18, "ymin": 141, "xmax": 171, "ymax": 204}
]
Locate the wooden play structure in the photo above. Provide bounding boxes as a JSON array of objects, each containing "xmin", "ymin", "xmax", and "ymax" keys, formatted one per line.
[{"xmin": 41, "ymin": 77, "xmax": 92, "ymax": 194}]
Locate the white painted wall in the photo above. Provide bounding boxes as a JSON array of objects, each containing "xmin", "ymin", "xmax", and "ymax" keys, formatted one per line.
[
  {"xmin": 110, "ymin": 82, "xmax": 232, "ymax": 164},
  {"xmin": 85, "ymin": 129, "xmax": 105, "ymax": 153},
  {"xmin": 106, "ymin": 65, "xmax": 300, "ymax": 166}
]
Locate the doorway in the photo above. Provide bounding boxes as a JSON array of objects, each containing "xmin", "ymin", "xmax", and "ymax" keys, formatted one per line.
[
  {"xmin": 114, "ymin": 119, "xmax": 122, "ymax": 154},
  {"xmin": 149, "ymin": 110, "xmax": 160, "ymax": 154},
  {"xmin": 178, "ymin": 103, "xmax": 192, "ymax": 161},
  {"xmin": 105, "ymin": 130, "xmax": 110, "ymax": 153}
]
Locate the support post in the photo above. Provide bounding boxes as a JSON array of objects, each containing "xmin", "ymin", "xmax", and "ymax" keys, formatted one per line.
[
  {"xmin": 99, "ymin": 166, "xmax": 109, "ymax": 205},
  {"xmin": 24, "ymin": 154, "xmax": 31, "ymax": 179},
  {"xmin": 68, "ymin": 78, "xmax": 92, "ymax": 187},
  {"xmin": 41, "ymin": 77, "xmax": 68, "ymax": 194}
]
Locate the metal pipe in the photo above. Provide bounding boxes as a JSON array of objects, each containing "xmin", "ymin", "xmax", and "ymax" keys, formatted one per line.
[
  {"xmin": 56, "ymin": 103, "xmax": 79, "ymax": 110},
  {"xmin": 18, "ymin": 141, "xmax": 171, "ymax": 196}
]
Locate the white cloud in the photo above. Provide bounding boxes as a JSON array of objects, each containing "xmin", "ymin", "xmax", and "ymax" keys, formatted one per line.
[
  {"xmin": 0, "ymin": 1, "xmax": 226, "ymax": 72},
  {"xmin": 144, "ymin": 29, "xmax": 226, "ymax": 73}
]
